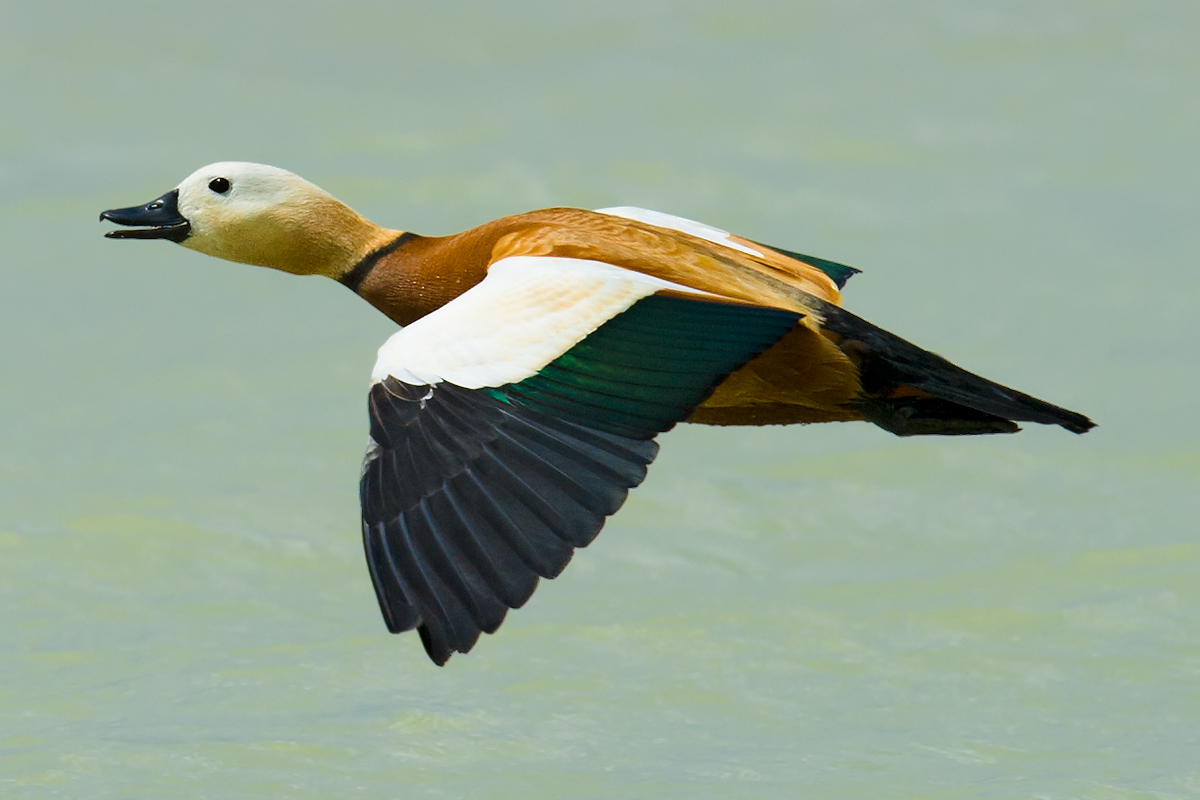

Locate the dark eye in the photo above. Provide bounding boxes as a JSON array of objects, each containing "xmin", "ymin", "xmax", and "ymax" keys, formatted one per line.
[{"xmin": 208, "ymin": 177, "xmax": 231, "ymax": 194}]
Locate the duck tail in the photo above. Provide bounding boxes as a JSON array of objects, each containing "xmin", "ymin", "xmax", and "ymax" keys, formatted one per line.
[{"xmin": 817, "ymin": 303, "xmax": 1095, "ymax": 437}]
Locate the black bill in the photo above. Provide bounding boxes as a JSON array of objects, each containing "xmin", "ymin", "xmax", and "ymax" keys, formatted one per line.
[{"xmin": 100, "ymin": 189, "xmax": 190, "ymax": 242}]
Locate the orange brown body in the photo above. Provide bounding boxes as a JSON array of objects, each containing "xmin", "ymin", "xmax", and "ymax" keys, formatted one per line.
[{"xmin": 355, "ymin": 208, "xmax": 864, "ymax": 426}]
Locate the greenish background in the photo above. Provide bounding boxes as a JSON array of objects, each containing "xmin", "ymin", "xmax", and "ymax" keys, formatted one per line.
[{"xmin": 2, "ymin": 2, "xmax": 1197, "ymax": 797}]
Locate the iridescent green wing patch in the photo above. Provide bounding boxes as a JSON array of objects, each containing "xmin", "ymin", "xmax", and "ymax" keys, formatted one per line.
[{"xmin": 496, "ymin": 293, "xmax": 801, "ymax": 438}]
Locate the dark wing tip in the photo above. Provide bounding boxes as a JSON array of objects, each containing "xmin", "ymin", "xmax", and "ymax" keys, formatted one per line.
[
  {"xmin": 819, "ymin": 302, "xmax": 1095, "ymax": 437},
  {"xmin": 1061, "ymin": 414, "xmax": 1097, "ymax": 435},
  {"xmin": 419, "ymin": 625, "xmax": 450, "ymax": 666},
  {"xmin": 750, "ymin": 240, "xmax": 862, "ymax": 289}
]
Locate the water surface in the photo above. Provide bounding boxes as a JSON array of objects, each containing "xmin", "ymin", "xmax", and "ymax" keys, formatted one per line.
[{"xmin": 2, "ymin": 2, "xmax": 1198, "ymax": 797}]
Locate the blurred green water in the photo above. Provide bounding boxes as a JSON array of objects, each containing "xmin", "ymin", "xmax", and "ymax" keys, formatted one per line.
[{"xmin": 2, "ymin": 1, "xmax": 1198, "ymax": 797}]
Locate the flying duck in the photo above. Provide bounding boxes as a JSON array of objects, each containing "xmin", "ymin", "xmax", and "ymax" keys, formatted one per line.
[{"xmin": 101, "ymin": 162, "xmax": 1094, "ymax": 665}]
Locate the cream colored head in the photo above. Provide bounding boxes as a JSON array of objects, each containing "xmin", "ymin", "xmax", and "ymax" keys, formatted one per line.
[
  {"xmin": 179, "ymin": 162, "xmax": 401, "ymax": 277},
  {"xmin": 106, "ymin": 161, "xmax": 400, "ymax": 278}
]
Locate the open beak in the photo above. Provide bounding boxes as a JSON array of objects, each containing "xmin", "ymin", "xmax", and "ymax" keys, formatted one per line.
[{"xmin": 100, "ymin": 189, "xmax": 191, "ymax": 242}]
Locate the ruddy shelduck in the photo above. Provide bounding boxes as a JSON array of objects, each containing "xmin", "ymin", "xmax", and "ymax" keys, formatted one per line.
[{"xmin": 101, "ymin": 162, "xmax": 1094, "ymax": 665}]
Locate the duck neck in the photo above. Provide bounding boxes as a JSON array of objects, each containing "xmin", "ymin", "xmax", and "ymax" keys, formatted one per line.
[
  {"xmin": 340, "ymin": 228, "xmax": 497, "ymax": 327},
  {"xmin": 249, "ymin": 196, "xmax": 405, "ymax": 280},
  {"xmin": 338, "ymin": 232, "xmax": 419, "ymax": 293}
]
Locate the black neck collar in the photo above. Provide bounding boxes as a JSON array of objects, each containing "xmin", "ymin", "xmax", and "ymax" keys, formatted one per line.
[{"xmin": 339, "ymin": 232, "xmax": 417, "ymax": 292}]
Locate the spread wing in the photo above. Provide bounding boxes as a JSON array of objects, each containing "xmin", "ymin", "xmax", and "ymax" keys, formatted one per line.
[{"xmin": 361, "ymin": 256, "xmax": 801, "ymax": 664}]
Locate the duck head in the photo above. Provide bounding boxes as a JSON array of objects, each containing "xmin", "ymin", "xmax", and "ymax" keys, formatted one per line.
[{"xmin": 101, "ymin": 162, "xmax": 400, "ymax": 278}]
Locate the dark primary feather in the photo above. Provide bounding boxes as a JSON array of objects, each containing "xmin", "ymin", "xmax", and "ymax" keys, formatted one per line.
[
  {"xmin": 360, "ymin": 294, "xmax": 802, "ymax": 665},
  {"xmin": 818, "ymin": 301, "xmax": 1096, "ymax": 435}
]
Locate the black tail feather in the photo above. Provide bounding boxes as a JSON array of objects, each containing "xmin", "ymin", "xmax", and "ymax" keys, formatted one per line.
[
  {"xmin": 857, "ymin": 397, "xmax": 1021, "ymax": 437},
  {"xmin": 819, "ymin": 303, "xmax": 1095, "ymax": 436}
]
